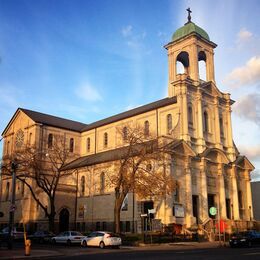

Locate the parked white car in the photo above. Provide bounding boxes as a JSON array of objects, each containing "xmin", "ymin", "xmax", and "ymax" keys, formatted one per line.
[
  {"xmin": 81, "ymin": 231, "xmax": 122, "ymax": 249},
  {"xmin": 51, "ymin": 231, "xmax": 84, "ymax": 245}
]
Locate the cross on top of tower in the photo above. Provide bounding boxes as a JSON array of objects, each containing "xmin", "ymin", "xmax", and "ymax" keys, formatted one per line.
[{"xmin": 186, "ymin": 7, "xmax": 192, "ymax": 23}]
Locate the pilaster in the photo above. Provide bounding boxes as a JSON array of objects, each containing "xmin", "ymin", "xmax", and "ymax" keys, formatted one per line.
[
  {"xmin": 199, "ymin": 158, "xmax": 208, "ymax": 221},
  {"xmin": 231, "ymin": 165, "xmax": 240, "ymax": 220},
  {"xmin": 213, "ymin": 98, "xmax": 222, "ymax": 149},
  {"xmin": 217, "ymin": 164, "xmax": 226, "ymax": 219},
  {"xmin": 196, "ymin": 89, "xmax": 205, "ymax": 153},
  {"xmin": 244, "ymin": 171, "xmax": 253, "ymax": 220},
  {"xmin": 206, "ymin": 50, "xmax": 215, "ymax": 83},
  {"xmin": 185, "ymin": 158, "xmax": 193, "ymax": 227}
]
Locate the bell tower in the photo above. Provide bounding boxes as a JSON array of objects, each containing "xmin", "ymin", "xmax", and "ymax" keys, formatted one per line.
[{"xmin": 165, "ymin": 9, "xmax": 217, "ymax": 97}]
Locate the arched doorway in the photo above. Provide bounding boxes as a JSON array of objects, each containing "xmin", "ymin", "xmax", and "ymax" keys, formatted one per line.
[{"xmin": 59, "ymin": 208, "xmax": 69, "ymax": 232}]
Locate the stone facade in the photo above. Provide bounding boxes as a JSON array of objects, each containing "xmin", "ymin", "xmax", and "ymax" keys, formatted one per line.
[{"xmin": 0, "ymin": 19, "xmax": 255, "ymax": 235}]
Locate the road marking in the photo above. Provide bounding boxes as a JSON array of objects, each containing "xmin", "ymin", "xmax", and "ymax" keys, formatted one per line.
[{"xmin": 244, "ymin": 252, "xmax": 260, "ymax": 255}]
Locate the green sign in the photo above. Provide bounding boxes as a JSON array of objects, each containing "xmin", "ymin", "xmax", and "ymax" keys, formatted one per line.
[{"xmin": 209, "ymin": 207, "xmax": 217, "ymax": 216}]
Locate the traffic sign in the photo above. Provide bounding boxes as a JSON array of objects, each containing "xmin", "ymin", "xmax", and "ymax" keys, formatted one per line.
[{"xmin": 9, "ymin": 204, "xmax": 16, "ymax": 212}]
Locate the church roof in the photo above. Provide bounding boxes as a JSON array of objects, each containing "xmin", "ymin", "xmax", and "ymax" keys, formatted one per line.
[
  {"xmin": 2, "ymin": 108, "xmax": 88, "ymax": 134},
  {"xmin": 172, "ymin": 22, "xmax": 210, "ymax": 42},
  {"xmin": 2, "ymin": 97, "xmax": 177, "ymax": 136},
  {"xmin": 62, "ymin": 140, "xmax": 156, "ymax": 171},
  {"xmin": 81, "ymin": 97, "xmax": 177, "ymax": 132}
]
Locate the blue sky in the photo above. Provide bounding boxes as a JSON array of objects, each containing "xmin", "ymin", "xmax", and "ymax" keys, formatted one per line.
[{"xmin": 0, "ymin": 0, "xmax": 260, "ymax": 180}]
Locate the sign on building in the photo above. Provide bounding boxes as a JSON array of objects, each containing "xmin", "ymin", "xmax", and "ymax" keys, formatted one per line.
[{"xmin": 173, "ymin": 204, "xmax": 184, "ymax": 218}]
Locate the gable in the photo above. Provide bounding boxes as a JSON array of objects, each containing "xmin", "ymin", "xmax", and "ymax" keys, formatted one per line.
[
  {"xmin": 235, "ymin": 156, "xmax": 255, "ymax": 171},
  {"xmin": 2, "ymin": 109, "xmax": 35, "ymax": 137}
]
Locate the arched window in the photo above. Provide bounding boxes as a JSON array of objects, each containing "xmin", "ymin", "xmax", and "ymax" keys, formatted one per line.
[
  {"xmin": 198, "ymin": 51, "xmax": 207, "ymax": 81},
  {"xmin": 80, "ymin": 176, "xmax": 85, "ymax": 196},
  {"xmin": 104, "ymin": 132, "xmax": 108, "ymax": 147},
  {"xmin": 173, "ymin": 181, "xmax": 180, "ymax": 202},
  {"xmin": 100, "ymin": 172, "xmax": 105, "ymax": 194},
  {"xmin": 219, "ymin": 116, "xmax": 224, "ymax": 136},
  {"xmin": 167, "ymin": 114, "xmax": 172, "ymax": 134},
  {"xmin": 123, "ymin": 126, "xmax": 128, "ymax": 141},
  {"xmin": 87, "ymin": 138, "xmax": 90, "ymax": 152},
  {"xmin": 203, "ymin": 111, "xmax": 209, "ymax": 133},
  {"xmin": 69, "ymin": 138, "xmax": 74, "ymax": 152},
  {"xmin": 188, "ymin": 106, "xmax": 193, "ymax": 127},
  {"xmin": 176, "ymin": 61, "xmax": 185, "ymax": 74},
  {"xmin": 176, "ymin": 51, "xmax": 189, "ymax": 76},
  {"xmin": 5, "ymin": 182, "xmax": 10, "ymax": 201},
  {"xmin": 144, "ymin": 121, "xmax": 150, "ymax": 137},
  {"xmin": 48, "ymin": 134, "xmax": 53, "ymax": 148}
]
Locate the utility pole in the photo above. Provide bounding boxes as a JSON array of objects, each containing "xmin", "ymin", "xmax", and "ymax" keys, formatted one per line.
[{"xmin": 8, "ymin": 160, "xmax": 17, "ymax": 249}]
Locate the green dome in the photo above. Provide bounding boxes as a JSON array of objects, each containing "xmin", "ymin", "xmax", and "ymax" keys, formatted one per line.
[{"xmin": 172, "ymin": 22, "xmax": 210, "ymax": 42}]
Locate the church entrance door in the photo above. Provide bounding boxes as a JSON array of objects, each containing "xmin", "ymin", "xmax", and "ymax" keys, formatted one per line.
[{"xmin": 59, "ymin": 208, "xmax": 69, "ymax": 232}]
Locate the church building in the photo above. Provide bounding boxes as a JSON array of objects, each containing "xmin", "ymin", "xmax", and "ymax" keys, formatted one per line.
[{"xmin": 0, "ymin": 13, "xmax": 255, "ymax": 236}]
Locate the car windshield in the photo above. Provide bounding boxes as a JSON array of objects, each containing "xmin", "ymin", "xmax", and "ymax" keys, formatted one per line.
[{"xmin": 71, "ymin": 231, "xmax": 82, "ymax": 236}]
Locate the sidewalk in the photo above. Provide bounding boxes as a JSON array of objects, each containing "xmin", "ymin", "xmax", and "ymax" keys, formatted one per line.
[{"xmin": 0, "ymin": 248, "xmax": 64, "ymax": 260}]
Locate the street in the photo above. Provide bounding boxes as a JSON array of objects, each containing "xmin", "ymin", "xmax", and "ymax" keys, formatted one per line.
[
  {"xmin": 2, "ymin": 241, "xmax": 260, "ymax": 260},
  {"xmin": 55, "ymin": 246, "xmax": 260, "ymax": 260}
]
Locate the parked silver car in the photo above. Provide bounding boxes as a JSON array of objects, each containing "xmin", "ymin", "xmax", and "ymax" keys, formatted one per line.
[
  {"xmin": 1, "ymin": 227, "xmax": 24, "ymax": 240},
  {"xmin": 51, "ymin": 231, "xmax": 84, "ymax": 245},
  {"xmin": 81, "ymin": 231, "xmax": 122, "ymax": 249}
]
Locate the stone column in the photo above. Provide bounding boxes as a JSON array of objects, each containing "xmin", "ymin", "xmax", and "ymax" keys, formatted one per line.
[
  {"xmin": 218, "ymin": 164, "xmax": 226, "ymax": 219},
  {"xmin": 200, "ymin": 158, "xmax": 208, "ymax": 221},
  {"xmin": 185, "ymin": 158, "xmax": 193, "ymax": 228},
  {"xmin": 245, "ymin": 171, "xmax": 253, "ymax": 220},
  {"xmin": 231, "ymin": 165, "xmax": 240, "ymax": 220},
  {"xmin": 190, "ymin": 44, "xmax": 199, "ymax": 82},
  {"xmin": 181, "ymin": 87, "xmax": 190, "ymax": 142},
  {"xmin": 225, "ymin": 97, "xmax": 236, "ymax": 161}
]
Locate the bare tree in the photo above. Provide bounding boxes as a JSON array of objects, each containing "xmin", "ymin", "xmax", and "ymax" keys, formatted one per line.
[
  {"xmin": 106, "ymin": 125, "xmax": 176, "ymax": 233},
  {"xmin": 1, "ymin": 135, "xmax": 77, "ymax": 232}
]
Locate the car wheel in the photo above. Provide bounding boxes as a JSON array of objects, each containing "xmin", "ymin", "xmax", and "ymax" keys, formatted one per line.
[
  {"xmin": 99, "ymin": 241, "xmax": 105, "ymax": 249},
  {"xmin": 82, "ymin": 240, "xmax": 87, "ymax": 247},
  {"xmin": 67, "ymin": 240, "xmax": 71, "ymax": 246}
]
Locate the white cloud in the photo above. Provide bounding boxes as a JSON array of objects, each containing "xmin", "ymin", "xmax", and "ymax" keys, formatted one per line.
[
  {"xmin": 233, "ymin": 93, "xmax": 260, "ymax": 125},
  {"xmin": 224, "ymin": 56, "xmax": 260, "ymax": 87},
  {"xmin": 239, "ymin": 145, "xmax": 260, "ymax": 161},
  {"xmin": 121, "ymin": 25, "xmax": 147, "ymax": 50},
  {"xmin": 237, "ymin": 28, "xmax": 253, "ymax": 44},
  {"xmin": 252, "ymin": 169, "xmax": 260, "ymax": 181},
  {"xmin": 121, "ymin": 25, "xmax": 133, "ymax": 37},
  {"xmin": 75, "ymin": 83, "xmax": 102, "ymax": 102}
]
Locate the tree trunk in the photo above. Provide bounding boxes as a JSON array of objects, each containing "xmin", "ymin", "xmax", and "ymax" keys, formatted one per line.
[
  {"xmin": 48, "ymin": 199, "xmax": 56, "ymax": 232},
  {"xmin": 48, "ymin": 214, "xmax": 55, "ymax": 232},
  {"xmin": 114, "ymin": 199, "xmax": 121, "ymax": 233}
]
